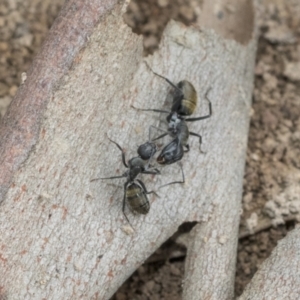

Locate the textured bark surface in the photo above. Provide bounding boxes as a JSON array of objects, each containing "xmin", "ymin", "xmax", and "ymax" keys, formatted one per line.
[
  {"xmin": 0, "ymin": 0, "xmax": 257, "ymax": 299},
  {"xmin": 0, "ymin": 0, "xmax": 119, "ymax": 203},
  {"xmin": 182, "ymin": 1, "xmax": 257, "ymax": 299},
  {"xmin": 238, "ymin": 227, "xmax": 300, "ymax": 300}
]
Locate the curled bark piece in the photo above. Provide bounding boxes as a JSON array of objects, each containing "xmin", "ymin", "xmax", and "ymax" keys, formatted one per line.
[
  {"xmin": 0, "ymin": 0, "xmax": 257, "ymax": 299},
  {"xmin": 238, "ymin": 227, "xmax": 300, "ymax": 300}
]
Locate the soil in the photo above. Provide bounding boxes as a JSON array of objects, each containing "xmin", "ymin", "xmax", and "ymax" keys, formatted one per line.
[{"xmin": 0, "ymin": 0, "xmax": 299, "ymax": 299}]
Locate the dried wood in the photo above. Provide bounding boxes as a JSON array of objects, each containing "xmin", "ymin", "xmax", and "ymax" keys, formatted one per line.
[
  {"xmin": 238, "ymin": 227, "xmax": 300, "ymax": 300},
  {"xmin": 0, "ymin": 0, "xmax": 258, "ymax": 298}
]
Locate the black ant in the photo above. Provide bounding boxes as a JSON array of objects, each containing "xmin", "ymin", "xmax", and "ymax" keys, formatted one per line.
[
  {"xmin": 132, "ymin": 69, "xmax": 212, "ymax": 176},
  {"xmin": 91, "ymin": 137, "xmax": 159, "ymax": 224}
]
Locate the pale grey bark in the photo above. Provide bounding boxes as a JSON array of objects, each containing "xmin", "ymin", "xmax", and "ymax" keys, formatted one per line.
[
  {"xmin": 238, "ymin": 227, "xmax": 300, "ymax": 300},
  {"xmin": 0, "ymin": 0, "xmax": 260, "ymax": 299},
  {"xmin": 182, "ymin": 0, "xmax": 257, "ymax": 299}
]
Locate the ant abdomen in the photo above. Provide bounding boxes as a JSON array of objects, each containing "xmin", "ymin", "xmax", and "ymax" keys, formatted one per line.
[
  {"xmin": 126, "ymin": 182, "xmax": 150, "ymax": 214},
  {"xmin": 172, "ymin": 80, "xmax": 197, "ymax": 116}
]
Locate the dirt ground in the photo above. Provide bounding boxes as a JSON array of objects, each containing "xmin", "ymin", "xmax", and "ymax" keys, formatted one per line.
[{"xmin": 1, "ymin": 0, "xmax": 299, "ymax": 299}]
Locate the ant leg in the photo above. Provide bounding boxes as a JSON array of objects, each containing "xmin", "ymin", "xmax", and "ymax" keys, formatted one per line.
[
  {"xmin": 144, "ymin": 62, "xmax": 183, "ymax": 93},
  {"xmin": 189, "ymin": 132, "xmax": 205, "ymax": 153},
  {"xmin": 159, "ymin": 162, "xmax": 185, "ymax": 189},
  {"xmin": 136, "ymin": 179, "xmax": 159, "ymax": 198},
  {"xmin": 152, "ymin": 132, "xmax": 168, "ymax": 141},
  {"xmin": 184, "ymin": 144, "xmax": 190, "ymax": 153},
  {"xmin": 107, "ymin": 136, "xmax": 128, "ymax": 168},
  {"xmin": 149, "ymin": 125, "xmax": 168, "ymax": 142},
  {"xmin": 131, "ymin": 105, "xmax": 169, "ymax": 114},
  {"xmin": 90, "ymin": 174, "xmax": 126, "ymax": 182},
  {"xmin": 151, "ymin": 72, "xmax": 178, "ymax": 90},
  {"xmin": 142, "ymin": 169, "xmax": 160, "ymax": 175},
  {"xmin": 122, "ymin": 181, "xmax": 132, "ymax": 225},
  {"xmin": 185, "ymin": 88, "xmax": 212, "ymax": 122}
]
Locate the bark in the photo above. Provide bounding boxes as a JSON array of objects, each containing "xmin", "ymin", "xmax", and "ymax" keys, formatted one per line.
[
  {"xmin": 0, "ymin": 0, "xmax": 257, "ymax": 299},
  {"xmin": 238, "ymin": 227, "xmax": 300, "ymax": 300},
  {"xmin": 182, "ymin": 0, "xmax": 257, "ymax": 299}
]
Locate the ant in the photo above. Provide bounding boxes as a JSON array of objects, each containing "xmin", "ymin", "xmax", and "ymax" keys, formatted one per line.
[
  {"xmin": 132, "ymin": 68, "xmax": 212, "ymax": 175},
  {"xmin": 91, "ymin": 136, "xmax": 159, "ymax": 224}
]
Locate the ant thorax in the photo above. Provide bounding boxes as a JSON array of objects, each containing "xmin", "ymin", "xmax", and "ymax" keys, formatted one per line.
[
  {"xmin": 167, "ymin": 113, "xmax": 189, "ymax": 146},
  {"xmin": 128, "ymin": 166, "xmax": 143, "ymax": 181},
  {"xmin": 128, "ymin": 157, "xmax": 145, "ymax": 169},
  {"xmin": 168, "ymin": 112, "xmax": 182, "ymax": 134}
]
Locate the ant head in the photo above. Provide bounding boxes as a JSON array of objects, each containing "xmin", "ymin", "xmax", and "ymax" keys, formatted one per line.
[
  {"xmin": 137, "ymin": 142, "xmax": 157, "ymax": 160},
  {"xmin": 157, "ymin": 138, "xmax": 184, "ymax": 165}
]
